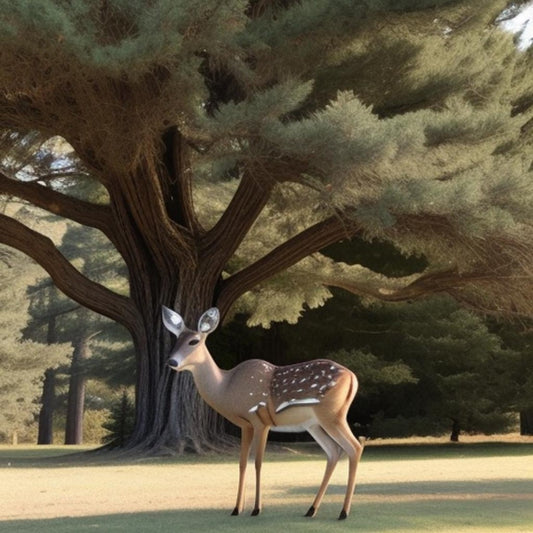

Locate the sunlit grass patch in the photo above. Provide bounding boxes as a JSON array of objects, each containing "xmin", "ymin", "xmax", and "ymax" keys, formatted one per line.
[{"xmin": 0, "ymin": 437, "xmax": 532, "ymax": 532}]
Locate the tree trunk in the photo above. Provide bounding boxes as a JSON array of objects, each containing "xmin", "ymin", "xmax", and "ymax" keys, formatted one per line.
[
  {"xmin": 450, "ymin": 419, "xmax": 460, "ymax": 442},
  {"xmin": 38, "ymin": 315, "xmax": 58, "ymax": 445},
  {"xmin": 37, "ymin": 368, "xmax": 56, "ymax": 445},
  {"xmin": 124, "ymin": 266, "xmax": 232, "ymax": 453},
  {"xmin": 65, "ymin": 336, "xmax": 89, "ymax": 444},
  {"xmin": 520, "ymin": 411, "xmax": 533, "ymax": 435}
]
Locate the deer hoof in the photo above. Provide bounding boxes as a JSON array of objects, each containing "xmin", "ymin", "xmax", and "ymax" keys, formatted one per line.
[
  {"xmin": 338, "ymin": 510, "xmax": 348, "ymax": 520},
  {"xmin": 305, "ymin": 506, "xmax": 316, "ymax": 517},
  {"xmin": 231, "ymin": 507, "xmax": 239, "ymax": 516},
  {"xmin": 251, "ymin": 508, "xmax": 261, "ymax": 516}
]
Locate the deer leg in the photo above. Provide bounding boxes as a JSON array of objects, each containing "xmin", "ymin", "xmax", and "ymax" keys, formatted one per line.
[
  {"xmin": 321, "ymin": 420, "xmax": 364, "ymax": 520},
  {"xmin": 305, "ymin": 424, "xmax": 343, "ymax": 518},
  {"xmin": 232, "ymin": 425, "xmax": 253, "ymax": 516},
  {"xmin": 251, "ymin": 425, "xmax": 270, "ymax": 516}
]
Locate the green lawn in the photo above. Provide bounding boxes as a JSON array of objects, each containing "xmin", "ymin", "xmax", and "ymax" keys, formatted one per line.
[{"xmin": 1, "ymin": 439, "xmax": 532, "ymax": 533}]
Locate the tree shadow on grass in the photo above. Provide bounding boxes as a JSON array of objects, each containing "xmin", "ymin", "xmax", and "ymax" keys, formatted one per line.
[
  {"xmin": 283, "ymin": 478, "xmax": 533, "ymax": 532},
  {"xmin": 2, "ymin": 507, "xmax": 349, "ymax": 533}
]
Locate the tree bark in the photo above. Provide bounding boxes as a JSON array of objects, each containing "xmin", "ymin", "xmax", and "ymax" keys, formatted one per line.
[
  {"xmin": 65, "ymin": 335, "xmax": 89, "ymax": 445},
  {"xmin": 520, "ymin": 411, "xmax": 533, "ymax": 435},
  {"xmin": 38, "ymin": 314, "xmax": 58, "ymax": 445},
  {"xmin": 450, "ymin": 419, "xmax": 460, "ymax": 442},
  {"xmin": 124, "ymin": 261, "xmax": 232, "ymax": 452},
  {"xmin": 37, "ymin": 369, "xmax": 56, "ymax": 445}
]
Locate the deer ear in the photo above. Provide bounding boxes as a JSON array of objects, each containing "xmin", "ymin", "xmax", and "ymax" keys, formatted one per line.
[
  {"xmin": 162, "ymin": 306, "xmax": 185, "ymax": 337},
  {"xmin": 198, "ymin": 308, "xmax": 220, "ymax": 335}
]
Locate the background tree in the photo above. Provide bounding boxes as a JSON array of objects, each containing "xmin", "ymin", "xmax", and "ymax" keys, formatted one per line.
[
  {"xmin": 339, "ymin": 297, "xmax": 517, "ymax": 441},
  {"xmin": 228, "ymin": 290, "xmax": 520, "ymax": 441},
  {"xmin": 488, "ymin": 320, "xmax": 533, "ymax": 435},
  {"xmin": 0, "ymin": 246, "xmax": 69, "ymax": 443},
  {"xmin": 0, "ymin": 1, "xmax": 532, "ymax": 452},
  {"xmin": 24, "ymin": 223, "xmax": 130, "ymax": 444}
]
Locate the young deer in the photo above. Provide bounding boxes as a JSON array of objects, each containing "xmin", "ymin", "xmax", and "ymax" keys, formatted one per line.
[{"xmin": 162, "ymin": 306, "xmax": 364, "ymax": 520}]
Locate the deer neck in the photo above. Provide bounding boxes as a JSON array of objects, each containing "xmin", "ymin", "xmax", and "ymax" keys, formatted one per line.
[{"xmin": 189, "ymin": 345, "xmax": 227, "ymax": 407}]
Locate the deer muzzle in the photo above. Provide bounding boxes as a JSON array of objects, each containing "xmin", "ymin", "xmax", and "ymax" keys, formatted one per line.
[{"xmin": 168, "ymin": 358, "xmax": 180, "ymax": 370}]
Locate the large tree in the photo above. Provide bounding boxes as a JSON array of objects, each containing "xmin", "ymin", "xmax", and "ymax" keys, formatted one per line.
[{"xmin": 1, "ymin": 1, "xmax": 532, "ymax": 451}]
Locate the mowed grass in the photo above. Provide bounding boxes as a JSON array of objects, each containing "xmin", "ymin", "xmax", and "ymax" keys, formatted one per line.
[{"xmin": 0, "ymin": 436, "xmax": 532, "ymax": 533}]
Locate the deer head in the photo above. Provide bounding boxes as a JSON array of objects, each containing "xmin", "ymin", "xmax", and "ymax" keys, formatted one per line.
[{"xmin": 162, "ymin": 306, "xmax": 220, "ymax": 372}]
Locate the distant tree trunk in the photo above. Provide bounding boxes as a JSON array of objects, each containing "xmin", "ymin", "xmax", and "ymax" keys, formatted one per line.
[
  {"xmin": 260, "ymin": 322, "xmax": 287, "ymax": 365},
  {"xmin": 450, "ymin": 419, "xmax": 460, "ymax": 442},
  {"xmin": 37, "ymin": 368, "xmax": 56, "ymax": 444},
  {"xmin": 520, "ymin": 411, "xmax": 533, "ymax": 435},
  {"xmin": 38, "ymin": 316, "xmax": 58, "ymax": 445},
  {"xmin": 65, "ymin": 335, "xmax": 89, "ymax": 444}
]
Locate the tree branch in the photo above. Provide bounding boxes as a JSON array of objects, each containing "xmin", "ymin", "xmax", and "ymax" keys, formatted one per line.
[
  {"xmin": 201, "ymin": 171, "xmax": 274, "ymax": 272},
  {"xmin": 321, "ymin": 268, "xmax": 466, "ymax": 302},
  {"xmin": 0, "ymin": 171, "xmax": 117, "ymax": 243},
  {"xmin": 321, "ymin": 266, "xmax": 533, "ymax": 319},
  {"xmin": 161, "ymin": 128, "xmax": 202, "ymax": 234},
  {"xmin": 216, "ymin": 214, "xmax": 361, "ymax": 317},
  {"xmin": 0, "ymin": 213, "xmax": 142, "ymax": 335}
]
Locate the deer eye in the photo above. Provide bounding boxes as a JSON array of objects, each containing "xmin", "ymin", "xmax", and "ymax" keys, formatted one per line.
[{"xmin": 188, "ymin": 339, "xmax": 200, "ymax": 346}]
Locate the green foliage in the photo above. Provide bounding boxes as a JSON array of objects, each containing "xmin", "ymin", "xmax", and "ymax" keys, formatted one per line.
[
  {"xmin": 0, "ymin": 245, "xmax": 70, "ymax": 442},
  {"xmin": 238, "ymin": 288, "xmax": 522, "ymax": 438},
  {"xmin": 101, "ymin": 389, "xmax": 135, "ymax": 447},
  {"xmin": 1, "ymin": 0, "xmax": 532, "ymax": 323},
  {"xmin": 332, "ymin": 297, "xmax": 519, "ymax": 437},
  {"xmin": 334, "ymin": 349, "xmax": 418, "ymax": 389}
]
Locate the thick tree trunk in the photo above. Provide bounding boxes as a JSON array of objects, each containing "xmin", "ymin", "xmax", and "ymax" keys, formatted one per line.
[
  {"xmin": 124, "ymin": 265, "xmax": 232, "ymax": 453},
  {"xmin": 37, "ymin": 368, "xmax": 56, "ymax": 445},
  {"xmin": 65, "ymin": 336, "xmax": 89, "ymax": 445}
]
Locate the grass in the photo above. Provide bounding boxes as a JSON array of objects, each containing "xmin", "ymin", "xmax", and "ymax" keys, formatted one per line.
[{"xmin": 0, "ymin": 436, "xmax": 532, "ymax": 533}]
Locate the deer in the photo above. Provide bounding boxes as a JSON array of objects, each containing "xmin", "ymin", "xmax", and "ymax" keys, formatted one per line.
[{"xmin": 162, "ymin": 305, "xmax": 365, "ymax": 520}]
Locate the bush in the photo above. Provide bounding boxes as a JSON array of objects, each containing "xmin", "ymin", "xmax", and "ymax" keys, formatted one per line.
[{"xmin": 102, "ymin": 390, "xmax": 135, "ymax": 447}]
